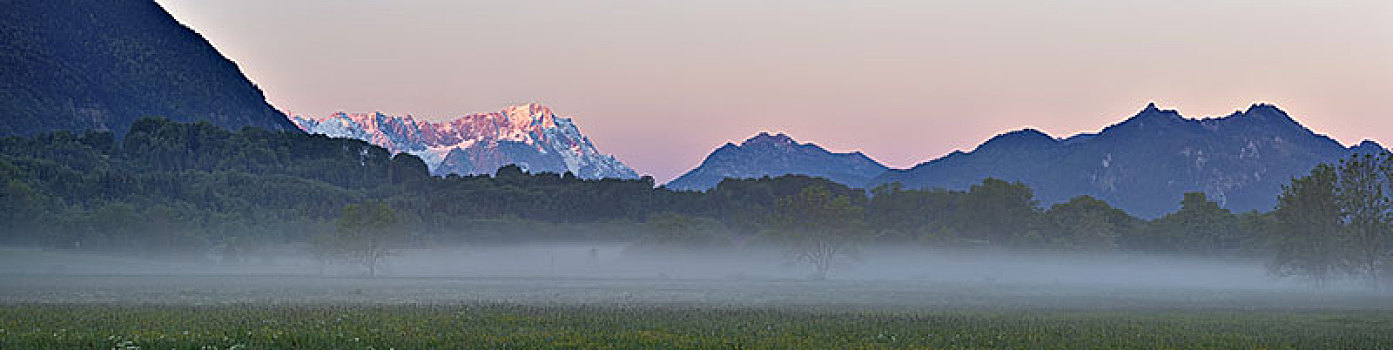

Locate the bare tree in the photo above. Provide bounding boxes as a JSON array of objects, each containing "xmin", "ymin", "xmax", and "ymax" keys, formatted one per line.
[
  {"xmin": 768, "ymin": 186, "xmax": 871, "ymax": 280},
  {"xmin": 314, "ymin": 202, "xmax": 404, "ymax": 277}
]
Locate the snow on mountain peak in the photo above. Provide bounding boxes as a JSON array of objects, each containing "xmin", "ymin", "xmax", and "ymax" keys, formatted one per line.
[
  {"xmin": 497, "ymin": 102, "xmax": 558, "ymax": 129},
  {"xmin": 290, "ymin": 104, "xmax": 639, "ymax": 180}
]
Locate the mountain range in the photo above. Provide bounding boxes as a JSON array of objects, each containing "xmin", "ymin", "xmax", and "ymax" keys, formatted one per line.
[
  {"xmin": 675, "ymin": 103, "xmax": 1384, "ymax": 217},
  {"xmin": 0, "ymin": 0, "xmax": 297, "ymax": 136},
  {"xmin": 871, "ymin": 103, "xmax": 1384, "ymax": 217},
  {"xmin": 666, "ymin": 132, "xmax": 888, "ymax": 191},
  {"xmin": 291, "ymin": 104, "xmax": 639, "ymax": 179}
]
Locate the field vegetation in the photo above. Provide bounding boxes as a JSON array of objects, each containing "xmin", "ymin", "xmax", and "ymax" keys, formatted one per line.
[{"xmin": 3, "ymin": 303, "xmax": 1390, "ymax": 349}]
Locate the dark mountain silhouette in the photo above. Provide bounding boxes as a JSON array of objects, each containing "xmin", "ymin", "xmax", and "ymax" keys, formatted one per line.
[
  {"xmin": 665, "ymin": 132, "xmax": 888, "ymax": 191},
  {"xmin": 871, "ymin": 103, "xmax": 1386, "ymax": 217},
  {"xmin": 0, "ymin": 0, "xmax": 298, "ymax": 136}
]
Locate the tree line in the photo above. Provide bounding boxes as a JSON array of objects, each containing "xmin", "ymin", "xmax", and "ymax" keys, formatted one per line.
[{"xmin": 0, "ymin": 118, "xmax": 1388, "ymax": 285}]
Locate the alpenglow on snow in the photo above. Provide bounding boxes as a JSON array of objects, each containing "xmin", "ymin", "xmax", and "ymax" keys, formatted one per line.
[{"xmin": 290, "ymin": 103, "xmax": 639, "ymax": 179}]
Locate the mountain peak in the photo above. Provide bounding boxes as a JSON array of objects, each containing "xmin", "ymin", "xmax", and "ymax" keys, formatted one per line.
[
  {"xmin": 1098, "ymin": 103, "xmax": 1185, "ymax": 134},
  {"xmin": 1134, "ymin": 102, "xmax": 1181, "ymax": 119},
  {"xmin": 987, "ymin": 128, "xmax": 1055, "ymax": 143},
  {"xmin": 1245, "ymin": 103, "xmax": 1282, "ymax": 113},
  {"xmin": 1351, "ymin": 140, "xmax": 1388, "ymax": 155},
  {"xmin": 667, "ymin": 132, "xmax": 888, "ymax": 191},
  {"xmin": 974, "ymin": 128, "xmax": 1057, "ymax": 153},
  {"xmin": 501, "ymin": 102, "xmax": 552, "ymax": 116},
  {"xmin": 1232, "ymin": 103, "xmax": 1297, "ymax": 124},
  {"xmin": 497, "ymin": 103, "xmax": 558, "ymax": 128},
  {"xmin": 1006, "ymin": 128, "xmax": 1052, "ymax": 139},
  {"xmin": 741, "ymin": 132, "xmax": 797, "ymax": 147}
]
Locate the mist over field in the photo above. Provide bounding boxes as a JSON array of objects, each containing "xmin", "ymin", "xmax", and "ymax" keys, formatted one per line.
[{"xmin": 3, "ymin": 243, "xmax": 1387, "ymax": 312}]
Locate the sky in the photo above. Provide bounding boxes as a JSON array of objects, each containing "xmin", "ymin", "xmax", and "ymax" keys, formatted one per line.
[{"xmin": 155, "ymin": 0, "xmax": 1393, "ymax": 182}]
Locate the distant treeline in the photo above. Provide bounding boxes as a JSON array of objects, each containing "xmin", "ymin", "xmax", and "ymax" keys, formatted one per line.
[{"xmin": 1, "ymin": 118, "xmax": 1389, "ymax": 284}]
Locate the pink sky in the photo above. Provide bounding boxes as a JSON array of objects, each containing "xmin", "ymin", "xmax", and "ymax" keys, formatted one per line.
[{"xmin": 156, "ymin": 0, "xmax": 1393, "ymax": 182}]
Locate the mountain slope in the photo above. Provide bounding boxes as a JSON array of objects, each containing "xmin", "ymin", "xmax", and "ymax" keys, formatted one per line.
[
  {"xmin": 871, "ymin": 103, "xmax": 1385, "ymax": 217},
  {"xmin": 666, "ymin": 132, "xmax": 889, "ymax": 191},
  {"xmin": 291, "ymin": 103, "xmax": 639, "ymax": 179},
  {"xmin": 0, "ymin": 0, "xmax": 298, "ymax": 136}
]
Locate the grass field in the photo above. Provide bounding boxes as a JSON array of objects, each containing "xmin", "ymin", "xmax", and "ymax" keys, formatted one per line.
[{"xmin": 3, "ymin": 303, "xmax": 1391, "ymax": 349}]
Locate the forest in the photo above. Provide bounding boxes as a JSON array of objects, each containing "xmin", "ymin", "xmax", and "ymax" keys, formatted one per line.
[{"xmin": 1, "ymin": 118, "xmax": 1389, "ymax": 284}]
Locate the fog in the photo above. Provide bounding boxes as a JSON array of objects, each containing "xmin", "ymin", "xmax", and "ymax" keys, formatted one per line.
[
  {"xmin": 392, "ymin": 244, "xmax": 1299, "ymax": 289},
  {"xmin": 2, "ymin": 244, "xmax": 1389, "ymax": 311}
]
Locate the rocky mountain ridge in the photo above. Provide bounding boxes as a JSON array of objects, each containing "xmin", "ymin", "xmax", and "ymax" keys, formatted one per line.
[{"xmin": 292, "ymin": 103, "xmax": 638, "ymax": 179}]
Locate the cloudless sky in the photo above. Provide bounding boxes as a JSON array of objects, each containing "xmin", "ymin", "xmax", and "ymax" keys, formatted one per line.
[{"xmin": 155, "ymin": 0, "xmax": 1393, "ymax": 182}]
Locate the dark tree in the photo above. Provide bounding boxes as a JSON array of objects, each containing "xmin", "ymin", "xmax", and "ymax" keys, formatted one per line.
[
  {"xmin": 954, "ymin": 178, "xmax": 1042, "ymax": 245},
  {"xmin": 1046, "ymin": 195, "xmax": 1134, "ymax": 251},
  {"xmin": 1270, "ymin": 164, "xmax": 1344, "ymax": 284}
]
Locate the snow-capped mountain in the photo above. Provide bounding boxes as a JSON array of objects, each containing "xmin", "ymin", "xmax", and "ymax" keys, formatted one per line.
[{"xmin": 290, "ymin": 103, "xmax": 639, "ymax": 179}]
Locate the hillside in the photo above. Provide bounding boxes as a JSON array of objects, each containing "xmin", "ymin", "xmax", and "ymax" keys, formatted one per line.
[{"xmin": 0, "ymin": 0, "xmax": 298, "ymax": 136}]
